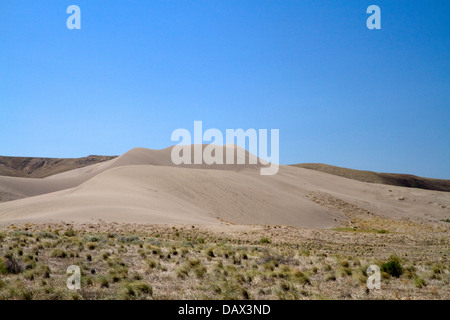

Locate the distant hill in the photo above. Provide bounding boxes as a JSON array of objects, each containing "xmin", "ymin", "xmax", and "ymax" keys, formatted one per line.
[
  {"xmin": 0, "ymin": 155, "xmax": 117, "ymax": 178},
  {"xmin": 291, "ymin": 163, "xmax": 450, "ymax": 192}
]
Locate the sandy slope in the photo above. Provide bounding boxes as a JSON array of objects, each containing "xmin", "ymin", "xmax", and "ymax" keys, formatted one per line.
[
  {"xmin": 0, "ymin": 146, "xmax": 449, "ymax": 228},
  {"xmin": 0, "ymin": 145, "xmax": 261, "ymax": 202}
]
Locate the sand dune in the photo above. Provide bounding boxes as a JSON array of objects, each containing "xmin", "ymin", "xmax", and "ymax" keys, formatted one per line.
[
  {"xmin": 0, "ymin": 146, "xmax": 449, "ymax": 228},
  {"xmin": 0, "ymin": 145, "xmax": 262, "ymax": 202}
]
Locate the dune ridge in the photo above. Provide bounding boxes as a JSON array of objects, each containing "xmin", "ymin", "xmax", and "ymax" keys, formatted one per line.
[{"xmin": 0, "ymin": 146, "xmax": 449, "ymax": 228}]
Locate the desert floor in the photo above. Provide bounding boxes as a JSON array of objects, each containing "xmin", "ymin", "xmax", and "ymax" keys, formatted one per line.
[{"xmin": 0, "ymin": 220, "xmax": 448, "ymax": 300}]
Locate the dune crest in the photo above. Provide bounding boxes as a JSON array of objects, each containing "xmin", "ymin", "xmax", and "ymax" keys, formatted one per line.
[{"xmin": 0, "ymin": 146, "xmax": 449, "ymax": 228}]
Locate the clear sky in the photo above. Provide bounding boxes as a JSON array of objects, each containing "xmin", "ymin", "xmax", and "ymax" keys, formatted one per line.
[{"xmin": 0, "ymin": 1, "xmax": 449, "ymax": 178}]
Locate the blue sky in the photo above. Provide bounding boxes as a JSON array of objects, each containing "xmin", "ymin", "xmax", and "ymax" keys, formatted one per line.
[{"xmin": 0, "ymin": 0, "xmax": 449, "ymax": 178}]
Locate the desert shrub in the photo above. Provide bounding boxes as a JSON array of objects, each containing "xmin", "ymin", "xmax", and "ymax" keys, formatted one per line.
[
  {"xmin": 279, "ymin": 280, "xmax": 294, "ymax": 292},
  {"xmin": 83, "ymin": 276, "xmax": 93, "ymax": 286},
  {"xmin": 118, "ymin": 235, "xmax": 142, "ymax": 244},
  {"xmin": 260, "ymin": 238, "xmax": 271, "ymax": 244},
  {"xmin": 338, "ymin": 260, "xmax": 350, "ymax": 268},
  {"xmin": 188, "ymin": 258, "xmax": 201, "ymax": 268},
  {"xmin": 86, "ymin": 235, "xmax": 103, "ymax": 242},
  {"xmin": 0, "ymin": 259, "xmax": 7, "ymax": 274},
  {"xmin": 98, "ymin": 276, "xmax": 110, "ymax": 288},
  {"xmin": 194, "ymin": 265, "xmax": 207, "ymax": 278},
  {"xmin": 64, "ymin": 229, "xmax": 76, "ymax": 237},
  {"xmin": 381, "ymin": 255, "xmax": 403, "ymax": 278},
  {"xmin": 403, "ymin": 265, "xmax": 417, "ymax": 279},
  {"xmin": 23, "ymin": 270, "xmax": 36, "ymax": 280},
  {"xmin": 121, "ymin": 281, "xmax": 152, "ymax": 299},
  {"xmin": 323, "ymin": 264, "xmax": 332, "ymax": 272},
  {"xmin": 292, "ymin": 270, "xmax": 311, "ymax": 285},
  {"xmin": 338, "ymin": 267, "xmax": 352, "ymax": 277},
  {"xmin": 234, "ymin": 273, "xmax": 248, "ymax": 284},
  {"xmin": 108, "ymin": 265, "xmax": 128, "ymax": 282},
  {"xmin": 432, "ymin": 264, "xmax": 443, "ymax": 275},
  {"xmin": 51, "ymin": 249, "xmax": 67, "ymax": 258},
  {"xmin": 146, "ymin": 259, "xmax": 158, "ymax": 269},
  {"xmin": 414, "ymin": 277, "xmax": 426, "ymax": 288},
  {"xmin": 177, "ymin": 265, "xmax": 190, "ymax": 279},
  {"xmin": 4, "ymin": 256, "xmax": 24, "ymax": 274},
  {"xmin": 37, "ymin": 231, "xmax": 57, "ymax": 239},
  {"xmin": 206, "ymin": 248, "xmax": 215, "ymax": 258},
  {"xmin": 37, "ymin": 264, "xmax": 51, "ymax": 278},
  {"xmin": 19, "ymin": 288, "xmax": 34, "ymax": 300},
  {"xmin": 131, "ymin": 272, "xmax": 143, "ymax": 280},
  {"xmin": 325, "ymin": 273, "xmax": 336, "ymax": 282}
]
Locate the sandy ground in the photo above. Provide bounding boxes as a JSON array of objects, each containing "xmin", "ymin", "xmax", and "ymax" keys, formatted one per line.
[{"xmin": 0, "ymin": 222, "xmax": 448, "ymax": 300}]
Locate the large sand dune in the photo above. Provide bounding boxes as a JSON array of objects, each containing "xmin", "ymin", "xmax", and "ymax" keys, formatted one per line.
[
  {"xmin": 0, "ymin": 145, "xmax": 261, "ymax": 202},
  {"xmin": 0, "ymin": 146, "xmax": 449, "ymax": 228}
]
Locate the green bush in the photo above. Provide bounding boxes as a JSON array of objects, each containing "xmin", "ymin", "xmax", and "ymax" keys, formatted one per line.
[{"xmin": 381, "ymin": 255, "xmax": 403, "ymax": 278}]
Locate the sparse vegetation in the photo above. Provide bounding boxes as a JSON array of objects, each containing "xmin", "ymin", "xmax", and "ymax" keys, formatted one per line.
[{"xmin": 0, "ymin": 223, "xmax": 448, "ymax": 300}]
